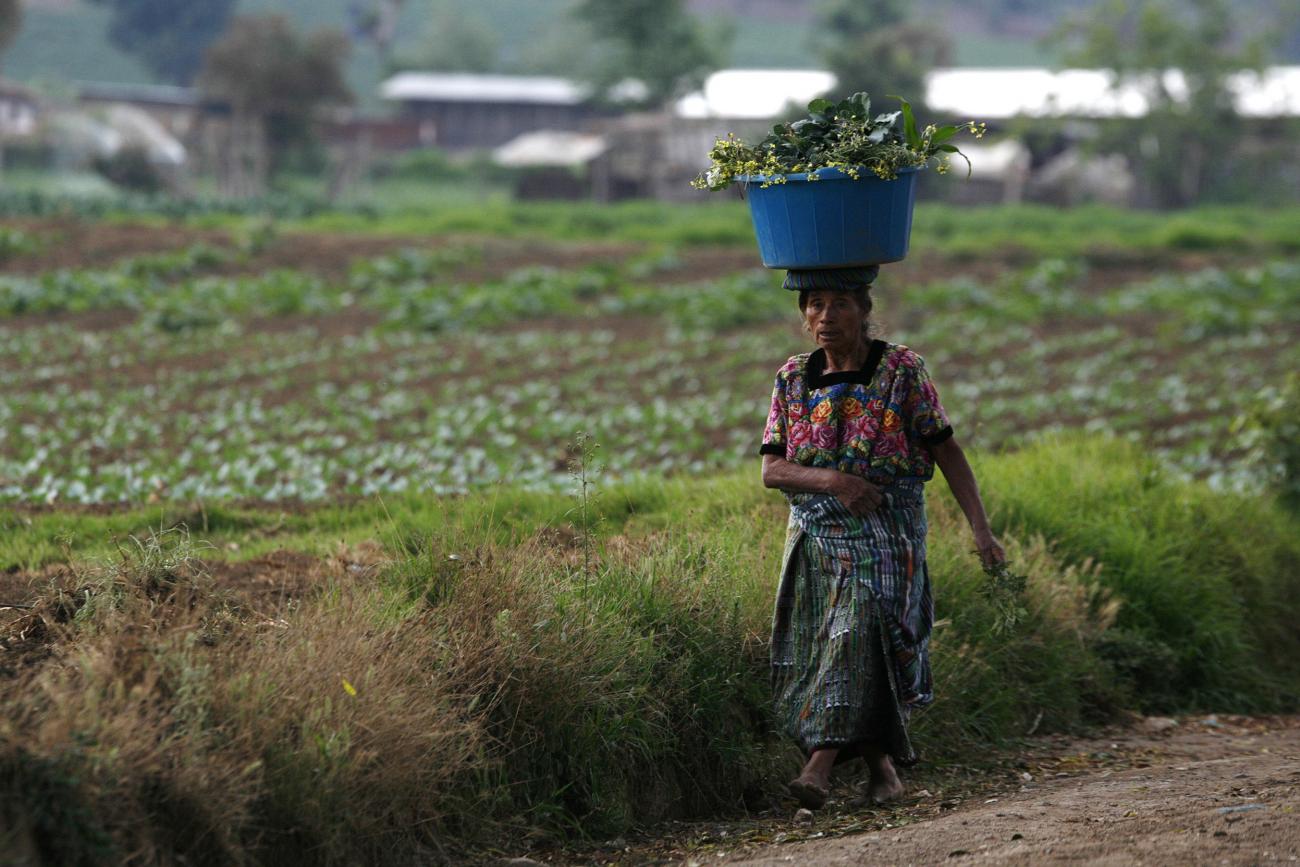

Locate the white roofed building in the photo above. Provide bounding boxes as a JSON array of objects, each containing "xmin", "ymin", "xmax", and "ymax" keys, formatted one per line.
[
  {"xmin": 674, "ymin": 69, "xmax": 838, "ymax": 119},
  {"xmin": 924, "ymin": 66, "xmax": 1300, "ymax": 119},
  {"xmin": 380, "ymin": 72, "xmax": 617, "ymax": 150},
  {"xmin": 672, "ymin": 66, "xmax": 1300, "ymax": 121}
]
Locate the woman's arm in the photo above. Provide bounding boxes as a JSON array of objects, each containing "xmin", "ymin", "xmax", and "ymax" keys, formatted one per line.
[
  {"xmin": 761, "ymin": 454, "xmax": 883, "ymax": 516},
  {"xmin": 929, "ymin": 437, "xmax": 1006, "ymax": 567}
]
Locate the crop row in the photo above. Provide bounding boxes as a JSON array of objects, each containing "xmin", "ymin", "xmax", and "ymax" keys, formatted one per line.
[{"xmin": 6, "ymin": 238, "xmax": 1298, "ymax": 341}]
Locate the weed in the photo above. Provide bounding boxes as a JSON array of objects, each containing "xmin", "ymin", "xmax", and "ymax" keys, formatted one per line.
[{"xmin": 566, "ymin": 431, "xmax": 604, "ymax": 578}]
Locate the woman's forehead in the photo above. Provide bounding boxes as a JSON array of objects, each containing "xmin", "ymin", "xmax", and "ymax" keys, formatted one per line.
[{"xmin": 806, "ymin": 289, "xmax": 857, "ymax": 304}]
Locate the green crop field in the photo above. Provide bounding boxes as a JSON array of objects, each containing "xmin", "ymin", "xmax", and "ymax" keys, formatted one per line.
[
  {"xmin": 1, "ymin": 197, "xmax": 1298, "ymax": 864},
  {"xmin": 1, "ymin": 202, "xmax": 1297, "ymax": 511}
]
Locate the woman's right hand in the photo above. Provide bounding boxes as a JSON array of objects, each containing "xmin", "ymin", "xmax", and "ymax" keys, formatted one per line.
[{"xmin": 831, "ymin": 472, "xmax": 883, "ymax": 517}]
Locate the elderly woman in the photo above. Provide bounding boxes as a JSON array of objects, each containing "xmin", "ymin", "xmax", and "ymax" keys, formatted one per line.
[{"xmin": 759, "ymin": 266, "xmax": 1006, "ymax": 810}]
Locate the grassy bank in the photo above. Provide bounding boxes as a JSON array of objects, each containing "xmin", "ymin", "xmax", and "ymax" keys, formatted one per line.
[{"xmin": 2, "ymin": 436, "xmax": 1298, "ymax": 864}]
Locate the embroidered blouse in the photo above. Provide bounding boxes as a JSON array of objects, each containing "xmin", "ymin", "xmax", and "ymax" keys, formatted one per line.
[{"xmin": 758, "ymin": 340, "xmax": 953, "ymax": 484}]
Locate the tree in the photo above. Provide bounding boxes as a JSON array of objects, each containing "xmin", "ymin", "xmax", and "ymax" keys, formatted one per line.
[
  {"xmin": 573, "ymin": 0, "xmax": 728, "ymax": 107},
  {"xmin": 1053, "ymin": 0, "xmax": 1274, "ymax": 208},
  {"xmin": 392, "ymin": 0, "xmax": 499, "ymax": 73},
  {"xmin": 0, "ymin": 0, "xmax": 22, "ymax": 70},
  {"xmin": 815, "ymin": 0, "xmax": 951, "ymax": 110},
  {"xmin": 199, "ymin": 15, "xmax": 352, "ymax": 197},
  {"xmin": 348, "ymin": 0, "xmax": 410, "ymax": 65},
  {"xmin": 86, "ymin": 0, "xmax": 237, "ymax": 85}
]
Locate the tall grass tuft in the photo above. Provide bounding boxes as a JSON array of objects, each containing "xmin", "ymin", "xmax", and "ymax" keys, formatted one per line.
[{"xmin": 974, "ymin": 434, "xmax": 1300, "ymax": 711}]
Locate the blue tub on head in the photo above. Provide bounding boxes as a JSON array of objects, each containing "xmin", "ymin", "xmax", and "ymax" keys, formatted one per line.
[{"xmin": 740, "ymin": 166, "xmax": 920, "ymax": 269}]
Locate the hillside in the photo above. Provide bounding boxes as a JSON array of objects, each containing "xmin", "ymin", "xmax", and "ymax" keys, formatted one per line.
[{"xmin": 2, "ymin": 0, "xmax": 1296, "ymax": 115}]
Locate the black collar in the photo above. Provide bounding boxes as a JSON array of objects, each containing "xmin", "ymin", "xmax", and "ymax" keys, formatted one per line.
[{"xmin": 806, "ymin": 340, "xmax": 887, "ymax": 389}]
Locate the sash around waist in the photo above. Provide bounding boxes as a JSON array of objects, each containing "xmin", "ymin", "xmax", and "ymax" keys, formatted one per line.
[{"xmin": 789, "ymin": 479, "xmax": 926, "ymax": 539}]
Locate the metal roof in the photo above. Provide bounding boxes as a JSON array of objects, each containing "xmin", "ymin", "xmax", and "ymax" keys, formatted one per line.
[
  {"xmin": 675, "ymin": 69, "xmax": 836, "ymax": 119},
  {"xmin": 925, "ymin": 66, "xmax": 1300, "ymax": 119},
  {"xmin": 381, "ymin": 72, "xmax": 588, "ymax": 105},
  {"xmin": 78, "ymin": 81, "xmax": 199, "ymax": 107},
  {"xmin": 493, "ymin": 130, "xmax": 607, "ymax": 167}
]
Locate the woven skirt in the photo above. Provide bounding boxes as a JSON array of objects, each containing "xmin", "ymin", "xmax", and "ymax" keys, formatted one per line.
[{"xmin": 769, "ymin": 488, "xmax": 933, "ymax": 767}]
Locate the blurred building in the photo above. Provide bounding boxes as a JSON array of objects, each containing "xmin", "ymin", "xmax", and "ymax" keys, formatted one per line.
[
  {"xmin": 78, "ymin": 82, "xmax": 201, "ymax": 140},
  {"xmin": 380, "ymin": 73, "xmax": 616, "ymax": 151},
  {"xmin": 492, "ymin": 130, "xmax": 607, "ymax": 199},
  {"xmin": 0, "ymin": 80, "xmax": 39, "ymax": 138}
]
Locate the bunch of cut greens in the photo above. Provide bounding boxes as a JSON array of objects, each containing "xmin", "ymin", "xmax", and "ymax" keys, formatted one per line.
[
  {"xmin": 980, "ymin": 560, "xmax": 1029, "ymax": 636},
  {"xmin": 693, "ymin": 92, "xmax": 985, "ymax": 191}
]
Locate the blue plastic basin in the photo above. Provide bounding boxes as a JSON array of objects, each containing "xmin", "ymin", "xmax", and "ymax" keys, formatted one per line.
[{"xmin": 740, "ymin": 166, "xmax": 919, "ymax": 269}]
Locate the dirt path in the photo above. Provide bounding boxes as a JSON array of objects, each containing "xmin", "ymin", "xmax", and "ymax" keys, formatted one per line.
[{"xmin": 707, "ymin": 716, "xmax": 1300, "ymax": 867}]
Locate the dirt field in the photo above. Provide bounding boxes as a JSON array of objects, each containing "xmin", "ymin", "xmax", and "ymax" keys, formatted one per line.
[{"xmin": 683, "ymin": 716, "xmax": 1300, "ymax": 867}]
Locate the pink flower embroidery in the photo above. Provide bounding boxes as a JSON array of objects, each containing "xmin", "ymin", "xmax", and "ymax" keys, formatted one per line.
[
  {"xmin": 887, "ymin": 347, "xmax": 913, "ymax": 371},
  {"xmin": 846, "ymin": 415, "xmax": 880, "ymax": 440},
  {"xmin": 873, "ymin": 431, "xmax": 907, "ymax": 457},
  {"xmin": 811, "ymin": 423, "xmax": 838, "ymax": 449},
  {"xmin": 789, "ymin": 421, "xmax": 813, "ymax": 447}
]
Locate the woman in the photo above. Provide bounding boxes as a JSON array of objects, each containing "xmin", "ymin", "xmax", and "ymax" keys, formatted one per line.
[{"xmin": 759, "ymin": 265, "xmax": 1006, "ymax": 810}]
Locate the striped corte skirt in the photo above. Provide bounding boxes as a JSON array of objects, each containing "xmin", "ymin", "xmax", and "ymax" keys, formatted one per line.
[{"xmin": 770, "ymin": 481, "xmax": 934, "ymax": 766}]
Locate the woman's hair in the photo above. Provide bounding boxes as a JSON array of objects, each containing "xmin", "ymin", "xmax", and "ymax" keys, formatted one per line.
[{"xmin": 797, "ymin": 285, "xmax": 873, "ymax": 334}]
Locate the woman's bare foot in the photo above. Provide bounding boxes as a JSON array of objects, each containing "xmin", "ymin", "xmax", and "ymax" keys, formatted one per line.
[
  {"xmin": 866, "ymin": 774, "xmax": 905, "ymax": 804},
  {"xmin": 865, "ymin": 748, "xmax": 905, "ymax": 804},
  {"xmin": 787, "ymin": 775, "xmax": 830, "ymax": 809},
  {"xmin": 789, "ymin": 747, "xmax": 838, "ymax": 808}
]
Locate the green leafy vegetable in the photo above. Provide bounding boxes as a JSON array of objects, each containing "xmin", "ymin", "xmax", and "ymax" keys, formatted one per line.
[{"xmin": 693, "ymin": 92, "xmax": 986, "ymax": 191}]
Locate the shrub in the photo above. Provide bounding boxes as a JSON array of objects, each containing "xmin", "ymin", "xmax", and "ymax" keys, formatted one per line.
[{"xmin": 92, "ymin": 145, "xmax": 166, "ymax": 194}]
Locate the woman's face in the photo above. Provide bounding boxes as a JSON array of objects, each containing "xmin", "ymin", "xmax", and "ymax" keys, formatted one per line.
[{"xmin": 803, "ymin": 290, "xmax": 865, "ymax": 353}]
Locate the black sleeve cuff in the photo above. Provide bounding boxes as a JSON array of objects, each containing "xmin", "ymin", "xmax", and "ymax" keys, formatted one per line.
[
  {"xmin": 921, "ymin": 426, "xmax": 954, "ymax": 446},
  {"xmin": 759, "ymin": 443, "xmax": 785, "ymax": 456}
]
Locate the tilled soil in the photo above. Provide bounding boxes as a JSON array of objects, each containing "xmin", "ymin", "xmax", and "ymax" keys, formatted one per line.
[{"xmin": 713, "ymin": 716, "xmax": 1300, "ymax": 867}]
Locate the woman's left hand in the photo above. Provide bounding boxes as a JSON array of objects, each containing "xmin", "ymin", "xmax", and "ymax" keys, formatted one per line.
[{"xmin": 973, "ymin": 528, "xmax": 1006, "ymax": 569}]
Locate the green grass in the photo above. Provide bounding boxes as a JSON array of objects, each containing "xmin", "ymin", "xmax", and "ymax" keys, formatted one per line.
[
  {"xmin": 248, "ymin": 201, "xmax": 1300, "ymax": 255},
  {"xmin": 6, "ymin": 173, "xmax": 1300, "ymax": 256},
  {"xmin": 3, "ymin": 436, "xmax": 1297, "ymax": 863},
  {"xmin": 975, "ymin": 437, "xmax": 1300, "ymax": 710}
]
